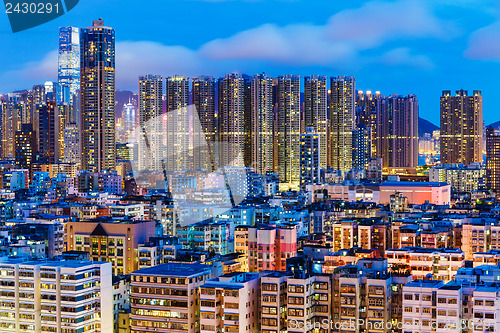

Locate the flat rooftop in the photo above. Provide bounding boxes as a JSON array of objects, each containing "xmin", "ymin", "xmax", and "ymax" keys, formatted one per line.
[{"xmin": 131, "ymin": 263, "xmax": 211, "ymax": 277}]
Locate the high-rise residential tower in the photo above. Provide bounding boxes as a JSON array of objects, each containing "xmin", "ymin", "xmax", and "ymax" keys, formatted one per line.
[
  {"xmin": 304, "ymin": 75, "xmax": 328, "ymax": 169},
  {"xmin": 80, "ymin": 19, "xmax": 116, "ymax": 172},
  {"xmin": 15, "ymin": 124, "xmax": 37, "ymax": 169},
  {"xmin": 329, "ymin": 76, "xmax": 355, "ymax": 173},
  {"xmin": 356, "ymin": 90, "xmax": 382, "ymax": 157},
  {"xmin": 192, "ymin": 76, "xmax": 216, "ymax": 171},
  {"xmin": 352, "ymin": 124, "xmax": 372, "ymax": 170},
  {"xmin": 38, "ymin": 102, "xmax": 60, "ymax": 164},
  {"xmin": 300, "ymin": 126, "xmax": 320, "ymax": 190},
  {"xmin": 376, "ymin": 94, "xmax": 419, "ymax": 168},
  {"xmin": 166, "ymin": 75, "xmax": 190, "ymax": 171},
  {"xmin": 57, "ymin": 27, "xmax": 80, "ymax": 106},
  {"xmin": 63, "ymin": 122, "xmax": 81, "ymax": 166},
  {"xmin": 486, "ymin": 127, "xmax": 500, "ymax": 191},
  {"xmin": 138, "ymin": 75, "xmax": 163, "ymax": 171},
  {"xmin": 218, "ymin": 73, "xmax": 248, "ymax": 168},
  {"xmin": 440, "ymin": 90, "xmax": 483, "ymax": 165},
  {"xmin": 277, "ymin": 75, "xmax": 301, "ymax": 187},
  {"xmin": 251, "ymin": 73, "xmax": 274, "ymax": 175}
]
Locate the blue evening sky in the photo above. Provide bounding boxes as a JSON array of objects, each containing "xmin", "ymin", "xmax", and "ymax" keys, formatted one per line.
[{"xmin": 1, "ymin": 0, "xmax": 500, "ymax": 125}]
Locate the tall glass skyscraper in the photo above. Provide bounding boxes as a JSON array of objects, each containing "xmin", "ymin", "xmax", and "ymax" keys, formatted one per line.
[
  {"xmin": 57, "ymin": 27, "xmax": 80, "ymax": 106},
  {"xmin": 80, "ymin": 19, "xmax": 116, "ymax": 172}
]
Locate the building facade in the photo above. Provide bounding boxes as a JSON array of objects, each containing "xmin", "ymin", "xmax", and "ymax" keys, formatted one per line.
[
  {"xmin": 440, "ymin": 90, "xmax": 483, "ymax": 165},
  {"xmin": 80, "ymin": 19, "xmax": 116, "ymax": 172}
]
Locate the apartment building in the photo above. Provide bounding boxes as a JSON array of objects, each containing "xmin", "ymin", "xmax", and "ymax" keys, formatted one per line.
[
  {"xmin": 472, "ymin": 249, "xmax": 500, "ymax": 267},
  {"xmin": 331, "ymin": 220, "xmax": 390, "ymax": 254},
  {"xmin": 323, "ymin": 248, "xmax": 379, "ymax": 274},
  {"xmin": 462, "ymin": 218, "xmax": 500, "ymax": 260},
  {"xmin": 129, "ymin": 262, "xmax": 223, "ymax": 333},
  {"xmin": 336, "ymin": 259, "xmax": 393, "ymax": 333},
  {"xmin": 138, "ymin": 237, "xmax": 181, "ymax": 269},
  {"xmin": 403, "ymin": 266, "xmax": 500, "ymax": 333},
  {"xmin": 199, "ymin": 272, "xmax": 261, "ymax": 333},
  {"xmin": 66, "ymin": 219, "xmax": 156, "ymax": 275},
  {"xmin": 392, "ymin": 223, "xmax": 420, "ymax": 248},
  {"xmin": 177, "ymin": 220, "xmax": 231, "ymax": 255},
  {"xmin": 113, "ymin": 276, "xmax": 131, "ymax": 333},
  {"xmin": 386, "ymin": 247, "xmax": 465, "ymax": 281},
  {"xmin": 261, "ymin": 272, "xmax": 289, "ymax": 333},
  {"xmin": 235, "ymin": 224, "xmax": 297, "ymax": 273},
  {"xmin": 0, "ymin": 258, "xmax": 113, "ymax": 333}
]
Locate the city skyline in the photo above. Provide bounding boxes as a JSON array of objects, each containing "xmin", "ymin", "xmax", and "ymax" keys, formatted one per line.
[{"xmin": 2, "ymin": 0, "xmax": 500, "ymax": 125}]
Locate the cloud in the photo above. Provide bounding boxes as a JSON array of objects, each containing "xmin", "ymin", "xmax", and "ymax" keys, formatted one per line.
[
  {"xmin": 200, "ymin": 0, "xmax": 452, "ymax": 66},
  {"xmin": 378, "ymin": 48, "xmax": 435, "ymax": 69},
  {"xmin": 1, "ymin": 0, "xmax": 450, "ymax": 92},
  {"xmin": 325, "ymin": 0, "xmax": 454, "ymax": 48},
  {"xmin": 200, "ymin": 24, "xmax": 355, "ymax": 66},
  {"xmin": 464, "ymin": 22, "xmax": 500, "ymax": 60},
  {"xmin": 0, "ymin": 50, "xmax": 58, "ymax": 90},
  {"xmin": 116, "ymin": 41, "xmax": 203, "ymax": 89}
]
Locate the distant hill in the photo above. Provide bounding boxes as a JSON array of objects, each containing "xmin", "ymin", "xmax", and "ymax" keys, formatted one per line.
[
  {"xmin": 419, "ymin": 117, "xmax": 439, "ymax": 137},
  {"xmin": 488, "ymin": 120, "xmax": 500, "ymax": 129}
]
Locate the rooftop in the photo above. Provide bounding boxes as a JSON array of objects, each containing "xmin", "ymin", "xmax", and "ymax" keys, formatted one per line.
[{"xmin": 131, "ymin": 263, "xmax": 211, "ymax": 277}]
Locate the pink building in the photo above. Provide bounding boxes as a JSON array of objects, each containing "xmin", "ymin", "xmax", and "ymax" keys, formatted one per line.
[{"xmin": 239, "ymin": 225, "xmax": 297, "ymax": 272}]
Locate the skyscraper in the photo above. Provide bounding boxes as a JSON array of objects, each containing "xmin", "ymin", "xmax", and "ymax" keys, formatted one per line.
[
  {"xmin": 304, "ymin": 75, "xmax": 327, "ymax": 169},
  {"xmin": 192, "ymin": 76, "xmax": 216, "ymax": 171},
  {"xmin": 122, "ymin": 100, "xmax": 136, "ymax": 141},
  {"xmin": 376, "ymin": 94, "xmax": 419, "ymax": 168},
  {"xmin": 80, "ymin": 19, "xmax": 116, "ymax": 172},
  {"xmin": 138, "ymin": 75, "xmax": 163, "ymax": 172},
  {"xmin": 329, "ymin": 76, "xmax": 355, "ymax": 173},
  {"xmin": 166, "ymin": 75, "xmax": 190, "ymax": 171},
  {"xmin": 37, "ymin": 102, "xmax": 59, "ymax": 164},
  {"xmin": 440, "ymin": 90, "xmax": 483, "ymax": 165},
  {"xmin": 251, "ymin": 73, "xmax": 274, "ymax": 175},
  {"xmin": 300, "ymin": 126, "xmax": 320, "ymax": 190},
  {"xmin": 352, "ymin": 124, "xmax": 372, "ymax": 170},
  {"xmin": 486, "ymin": 127, "xmax": 500, "ymax": 191},
  {"xmin": 356, "ymin": 90, "xmax": 382, "ymax": 157},
  {"xmin": 277, "ymin": 75, "xmax": 301, "ymax": 186},
  {"xmin": 2, "ymin": 95, "xmax": 22, "ymax": 158},
  {"xmin": 15, "ymin": 124, "xmax": 37, "ymax": 169},
  {"xmin": 57, "ymin": 27, "xmax": 80, "ymax": 106},
  {"xmin": 63, "ymin": 122, "xmax": 81, "ymax": 166},
  {"xmin": 218, "ymin": 73, "xmax": 248, "ymax": 168}
]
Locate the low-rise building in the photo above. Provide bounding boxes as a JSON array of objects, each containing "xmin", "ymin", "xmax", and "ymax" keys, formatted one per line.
[
  {"xmin": 200, "ymin": 272, "xmax": 261, "ymax": 333},
  {"xmin": 66, "ymin": 219, "xmax": 155, "ymax": 275},
  {"xmin": 0, "ymin": 258, "xmax": 113, "ymax": 333},
  {"xmin": 130, "ymin": 262, "xmax": 222, "ymax": 333}
]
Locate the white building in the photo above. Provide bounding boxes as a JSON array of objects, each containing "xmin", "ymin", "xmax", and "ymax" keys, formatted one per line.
[
  {"xmin": 200, "ymin": 272, "xmax": 261, "ymax": 333},
  {"xmin": 0, "ymin": 259, "xmax": 112, "ymax": 332},
  {"xmin": 386, "ymin": 247, "xmax": 465, "ymax": 281},
  {"xmin": 429, "ymin": 163, "xmax": 486, "ymax": 192}
]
